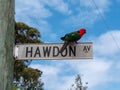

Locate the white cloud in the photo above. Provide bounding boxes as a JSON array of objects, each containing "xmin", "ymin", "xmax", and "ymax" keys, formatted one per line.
[
  {"xmin": 80, "ymin": 0, "xmax": 110, "ymax": 11},
  {"xmin": 64, "ymin": 10, "xmax": 99, "ymax": 27},
  {"xmin": 40, "ymin": 0, "xmax": 72, "ymax": 15},
  {"xmin": 30, "ymin": 64, "xmax": 61, "ymax": 90},
  {"xmin": 65, "ymin": 0, "xmax": 111, "ymax": 27},
  {"xmin": 61, "ymin": 57, "xmax": 113, "ymax": 88},
  {"xmin": 93, "ymin": 30, "xmax": 120, "ymax": 56},
  {"xmin": 16, "ymin": 0, "xmax": 71, "ymax": 19},
  {"xmin": 15, "ymin": 0, "xmax": 52, "ymax": 19},
  {"xmin": 30, "ymin": 59, "xmax": 113, "ymax": 90},
  {"xmin": 30, "ymin": 64, "xmax": 74, "ymax": 90}
]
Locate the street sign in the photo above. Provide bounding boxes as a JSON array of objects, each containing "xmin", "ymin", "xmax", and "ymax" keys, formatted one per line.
[{"xmin": 14, "ymin": 42, "xmax": 93, "ymax": 60}]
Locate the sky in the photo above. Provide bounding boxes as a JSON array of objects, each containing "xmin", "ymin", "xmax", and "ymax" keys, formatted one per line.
[{"xmin": 15, "ymin": 0, "xmax": 120, "ymax": 90}]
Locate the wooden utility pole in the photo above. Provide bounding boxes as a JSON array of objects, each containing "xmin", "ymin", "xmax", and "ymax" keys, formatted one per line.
[{"xmin": 0, "ymin": 0, "xmax": 15, "ymax": 90}]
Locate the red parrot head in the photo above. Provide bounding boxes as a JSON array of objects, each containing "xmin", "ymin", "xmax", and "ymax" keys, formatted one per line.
[
  {"xmin": 78, "ymin": 28, "xmax": 86, "ymax": 38},
  {"xmin": 78, "ymin": 28, "xmax": 86, "ymax": 35}
]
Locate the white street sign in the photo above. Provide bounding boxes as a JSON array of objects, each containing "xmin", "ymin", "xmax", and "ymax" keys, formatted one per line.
[{"xmin": 14, "ymin": 42, "xmax": 93, "ymax": 60}]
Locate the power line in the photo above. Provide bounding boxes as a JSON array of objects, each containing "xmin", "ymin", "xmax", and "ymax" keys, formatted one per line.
[{"xmin": 91, "ymin": 0, "xmax": 120, "ymax": 50}]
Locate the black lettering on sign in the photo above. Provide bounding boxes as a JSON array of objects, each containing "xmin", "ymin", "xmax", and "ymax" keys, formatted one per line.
[
  {"xmin": 61, "ymin": 48, "xmax": 67, "ymax": 57},
  {"xmin": 53, "ymin": 46, "xmax": 59, "ymax": 57},
  {"xmin": 83, "ymin": 45, "xmax": 91, "ymax": 53},
  {"xmin": 43, "ymin": 46, "xmax": 51, "ymax": 57},
  {"xmin": 69, "ymin": 46, "xmax": 76, "ymax": 56},
  {"xmin": 26, "ymin": 47, "xmax": 33, "ymax": 57},
  {"xmin": 34, "ymin": 47, "xmax": 41, "ymax": 57}
]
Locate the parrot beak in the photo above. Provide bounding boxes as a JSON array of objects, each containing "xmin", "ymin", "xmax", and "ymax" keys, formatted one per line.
[{"xmin": 85, "ymin": 30, "xmax": 86, "ymax": 33}]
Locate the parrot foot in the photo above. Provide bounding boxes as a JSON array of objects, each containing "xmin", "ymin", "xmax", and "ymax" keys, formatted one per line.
[{"xmin": 70, "ymin": 41, "xmax": 78, "ymax": 44}]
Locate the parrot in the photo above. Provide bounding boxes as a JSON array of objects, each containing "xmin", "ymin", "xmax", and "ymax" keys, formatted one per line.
[{"xmin": 60, "ymin": 28, "xmax": 86, "ymax": 53}]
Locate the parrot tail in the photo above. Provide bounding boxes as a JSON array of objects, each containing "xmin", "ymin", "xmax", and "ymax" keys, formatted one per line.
[
  {"xmin": 61, "ymin": 34, "xmax": 68, "ymax": 41},
  {"xmin": 59, "ymin": 41, "xmax": 69, "ymax": 53},
  {"xmin": 61, "ymin": 36, "xmax": 65, "ymax": 40}
]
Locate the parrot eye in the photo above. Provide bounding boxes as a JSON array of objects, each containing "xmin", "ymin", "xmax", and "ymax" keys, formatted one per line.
[{"xmin": 77, "ymin": 30, "xmax": 81, "ymax": 33}]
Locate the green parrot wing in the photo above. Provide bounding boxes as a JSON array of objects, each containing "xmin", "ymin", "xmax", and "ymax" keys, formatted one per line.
[{"xmin": 65, "ymin": 31, "xmax": 80, "ymax": 42}]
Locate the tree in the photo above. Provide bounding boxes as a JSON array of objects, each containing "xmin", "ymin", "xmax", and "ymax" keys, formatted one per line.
[
  {"xmin": 13, "ymin": 22, "xmax": 44, "ymax": 90},
  {"xmin": 15, "ymin": 22, "xmax": 43, "ymax": 44},
  {"xmin": 69, "ymin": 75, "xmax": 88, "ymax": 90},
  {"xmin": 22, "ymin": 67, "xmax": 43, "ymax": 90}
]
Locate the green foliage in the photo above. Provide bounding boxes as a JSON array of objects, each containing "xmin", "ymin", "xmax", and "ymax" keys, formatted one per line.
[
  {"xmin": 12, "ymin": 86, "xmax": 17, "ymax": 90},
  {"xmin": 15, "ymin": 22, "xmax": 43, "ymax": 44},
  {"xmin": 14, "ymin": 60, "xmax": 27, "ymax": 81},
  {"xmin": 14, "ymin": 22, "xmax": 44, "ymax": 90},
  {"xmin": 22, "ymin": 67, "xmax": 43, "ymax": 89}
]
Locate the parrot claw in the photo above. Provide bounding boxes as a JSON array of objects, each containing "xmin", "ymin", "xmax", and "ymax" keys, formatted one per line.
[{"xmin": 70, "ymin": 41, "xmax": 78, "ymax": 44}]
